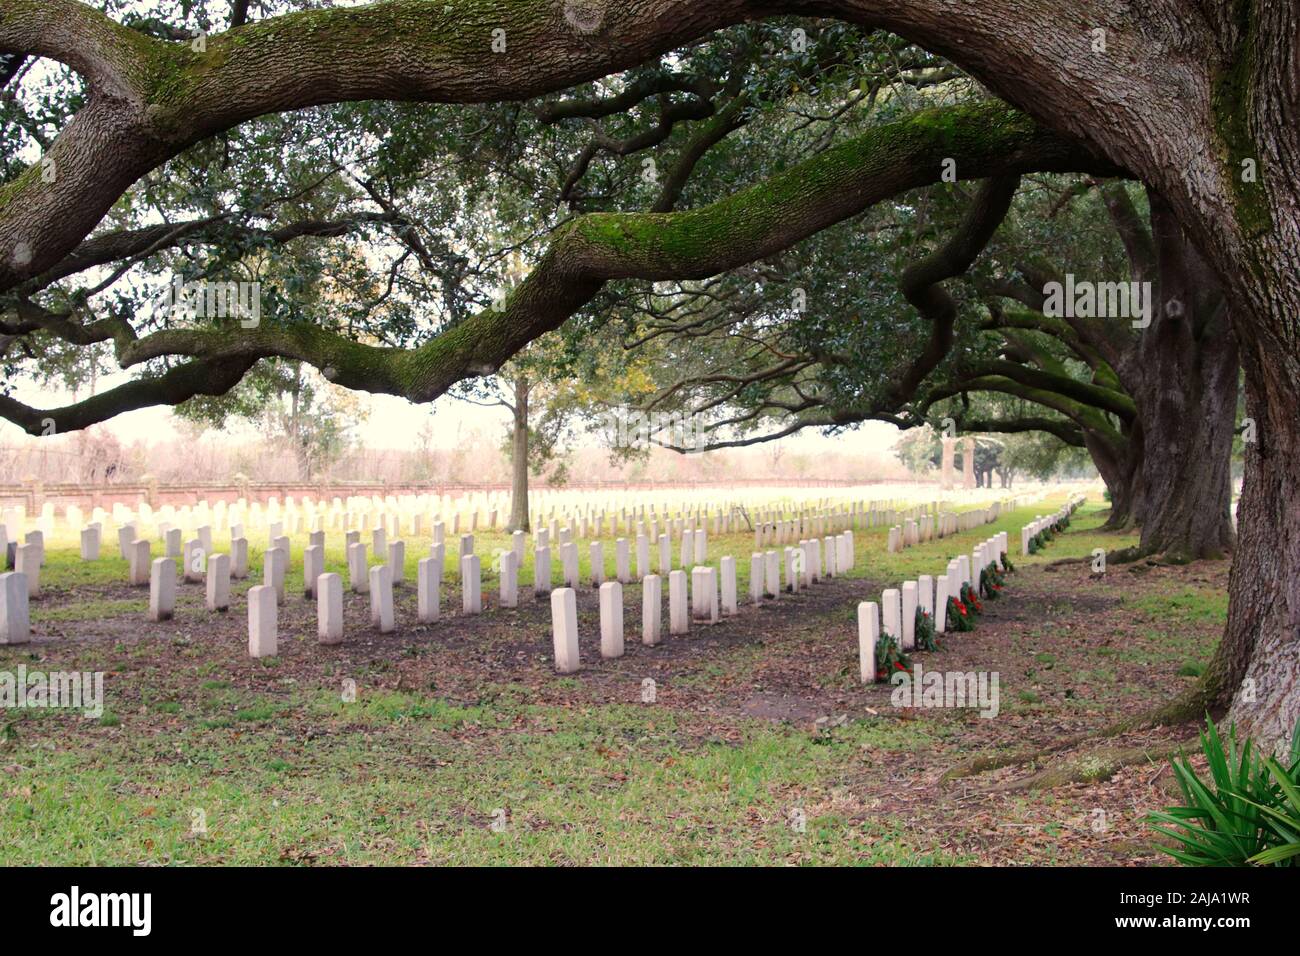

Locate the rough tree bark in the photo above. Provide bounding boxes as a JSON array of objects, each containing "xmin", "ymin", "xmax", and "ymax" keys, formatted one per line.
[
  {"xmin": 1118, "ymin": 196, "xmax": 1239, "ymax": 562},
  {"xmin": 507, "ymin": 375, "xmax": 531, "ymax": 533},
  {"xmin": 1086, "ymin": 425, "xmax": 1143, "ymax": 533}
]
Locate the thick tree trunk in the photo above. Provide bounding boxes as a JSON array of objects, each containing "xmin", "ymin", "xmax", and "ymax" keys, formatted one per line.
[
  {"xmin": 1221, "ymin": 350, "xmax": 1300, "ymax": 756},
  {"xmin": 1121, "ymin": 197, "xmax": 1238, "ymax": 561},
  {"xmin": 1085, "ymin": 427, "xmax": 1143, "ymax": 532},
  {"xmin": 506, "ymin": 377, "xmax": 530, "ymax": 533}
]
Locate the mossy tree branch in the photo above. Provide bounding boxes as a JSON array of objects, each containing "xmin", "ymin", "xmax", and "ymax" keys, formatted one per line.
[{"xmin": 1, "ymin": 101, "xmax": 1111, "ymax": 433}]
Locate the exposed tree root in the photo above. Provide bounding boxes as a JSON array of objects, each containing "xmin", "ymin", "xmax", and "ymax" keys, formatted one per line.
[
  {"xmin": 941, "ymin": 684, "xmax": 1219, "ymax": 786},
  {"xmin": 1043, "ymin": 555, "xmax": 1090, "ymax": 570},
  {"xmin": 1107, "ymin": 544, "xmax": 1154, "ymax": 565},
  {"xmin": 983, "ymin": 739, "xmax": 1195, "ymax": 793}
]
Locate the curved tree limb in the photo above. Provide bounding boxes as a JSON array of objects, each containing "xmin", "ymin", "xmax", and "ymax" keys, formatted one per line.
[
  {"xmin": 0, "ymin": 100, "xmax": 1110, "ymax": 433},
  {"xmin": 0, "ymin": 356, "xmax": 259, "ymax": 435},
  {"xmin": 1, "ymin": 0, "xmax": 1192, "ymax": 296}
]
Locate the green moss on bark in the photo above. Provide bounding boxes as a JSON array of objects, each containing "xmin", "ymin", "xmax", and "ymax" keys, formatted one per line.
[{"xmin": 1212, "ymin": 0, "xmax": 1272, "ymax": 240}]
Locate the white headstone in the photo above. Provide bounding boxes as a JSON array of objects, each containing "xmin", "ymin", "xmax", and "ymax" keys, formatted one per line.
[
  {"xmin": 690, "ymin": 566, "xmax": 710, "ymax": 622},
  {"xmin": 615, "ymin": 538, "xmax": 630, "ymax": 583},
  {"xmin": 461, "ymin": 553, "xmax": 482, "ymax": 614},
  {"xmin": 388, "ymin": 540, "xmax": 406, "ymax": 584},
  {"xmin": 561, "ymin": 542, "xmax": 579, "ymax": 590},
  {"xmin": 144, "ymin": 556, "xmax": 173, "ymax": 623},
  {"xmin": 720, "ymin": 556, "xmax": 738, "ymax": 615},
  {"xmin": 318, "ymin": 572, "xmax": 344, "ymax": 643},
  {"xmin": 347, "ymin": 542, "xmax": 368, "ymax": 593},
  {"xmin": 184, "ymin": 539, "xmax": 205, "ymax": 583},
  {"xmin": 264, "ymin": 546, "xmax": 287, "ymax": 605},
  {"xmin": 80, "ymin": 526, "xmax": 100, "ymax": 561},
  {"xmin": 642, "ymin": 573, "xmax": 662, "ymax": 646},
  {"xmin": 117, "ymin": 525, "xmax": 135, "ymax": 560},
  {"xmin": 15, "ymin": 543, "xmax": 39, "ymax": 597},
  {"xmin": 417, "ymin": 557, "xmax": 441, "ymax": 623},
  {"xmin": 247, "ymin": 585, "xmax": 277, "ymax": 658},
  {"xmin": 303, "ymin": 545, "xmax": 324, "ymax": 599},
  {"xmin": 231, "ymin": 537, "xmax": 249, "ymax": 579},
  {"xmin": 599, "ymin": 581, "xmax": 624, "ymax": 659},
  {"xmin": 0, "ymin": 572, "xmax": 30, "ymax": 644},
  {"xmin": 533, "ymin": 545, "xmax": 552, "ymax": 596},
  {"xmin": 129, "ymin": 539, "xmax": 151, "ymax": 587},
  {"xmin": 857, "ymin": 601, "xmax": 879, "ymax": 683},
  {"xmin": 901, "ymin": 581, "xmax": 918, "ymax": 651},
  {"xmin": 934, "ymin": 577, "xmax": 949, "ymax": 633},
  {"xmin": 206, "ymin": 552, "xmax": 231, "ymax": 612},
  {"xmin": 369, "ymin": 564, "xmax": 395, "ymax": 632},
  {"xmin": 499, "ymin": 549, "xmax": 518, "ymax": 608},
  {"xmin": 669, "ymin": 569, "xmax": 688, "ymax": 635},
  {"xmin": 551, "ymin": 587, "xmax": 580, "ymax": 673},
  {"xmin": 882, "ymin": 588, "xmax": 901, "ymax": 643},
  {"xmin": 635, "ymin": 534, "xmax": 649, "ymax": 580}
]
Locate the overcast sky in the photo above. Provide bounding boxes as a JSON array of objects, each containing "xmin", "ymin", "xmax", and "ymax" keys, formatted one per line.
[{"xmin": 2, "ymin": 370, "xmax": 904, "ymax": 456}]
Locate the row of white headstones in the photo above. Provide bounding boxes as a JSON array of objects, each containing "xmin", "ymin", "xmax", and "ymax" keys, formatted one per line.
[
  {"xmin": 1020, "ymin": 497, "xmax": 1085, "ymax": 555},
  {"xmin": 0, "ymin": 495, "xmax": 1057, "ymax": 659},
  {"xmin": 855, "ymin": 530, "xmax": 1006, "ymax": 683},
  {"xmin": 859, "ymin": 495, "xmax": 1085, "ymax": 682},
  {"xmin": 2, "ymin": 491, "xmax": 997, "ymax": 553}
]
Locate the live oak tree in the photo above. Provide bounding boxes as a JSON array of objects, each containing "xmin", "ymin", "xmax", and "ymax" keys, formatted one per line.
[
  {"xmin": 625, "ymin": 173, "xmax": 1240, "ymax": 564},
  {"xmin": 923, "ymin": 179, "xmax": 1240, "ymax": 562},
  {"xmin": 1, "ymin": 0, "xmax": 1297, "ymax": 755}
]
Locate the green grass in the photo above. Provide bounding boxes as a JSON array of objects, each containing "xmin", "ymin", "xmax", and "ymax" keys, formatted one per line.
[{"xmin": 0, "ymin": 692, "xmax": 959, "ymax": 865}]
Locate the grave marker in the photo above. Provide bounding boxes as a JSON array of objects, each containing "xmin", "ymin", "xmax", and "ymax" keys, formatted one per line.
[
  {"xmin": 901, "ymin": 581, "xmax": 918, "ymax": 651},
  {"xmin": 347, "ymin": 542, "xmax": 368, "ymax": 594},
  {"xmin": 720, "ymin": 556, "xmax": 738, "ymax": 616},
  {"xmin": 318, "ymin": 572, "xmax": 344, "ymax": 644},
  {"xmin": 264, "ymin": 546, "xmax": 287, "ymax": 605},
  {"xmin": 14, "ymin": 544, "xmax": 38, "ymax": 597},
  {"xmin": 369, "ymin": 564, "xmax": 395, "ymax": 632},
  {"xmin": 303, "ymin": 545, "xmax": 324, "ymax": 599},
  {"xmin": 0, "ymin": 572, "xmax": 30, "ymax": 644},
  {"xmin": 80, "ymin": 526, "xmax": 100, "ymax": 561},
  {"xmin": 231, "ymin": 537, "xmax": 249, "ymax": 579},
  {"xmin": 669, "ymin": 569, "xmax": 688, "ymax": 635},
  {"xmin": 857, "ymin": 601, "xmax": 879, "ymax": 683},
  {"xmin": 499, "ymin": 550, "xmax": 519, "ymax": 608},
  {"xmin": 534, "ymin": 545, "xmax": 552, "ymax": 596},
  {"xmin": 551, "ymin": 588, "xmax": 580, "ymax": 673},
  {"xmin": 247, "ymin": 585, "xmax": 277, "ymax": 658},
  {"xmin": 461, "ymin": 554, "xmax": 482, "ymax": 614},
  {"xmin": 599, "ymin": 581, "xmax": 624, "ymax": 658},
  {"xmin": 642, "ymin": 574, "xmax": 662, "ymax": 646},
  {"xmin": 206, "ymin": 553, "xmax": 231, "ymax": 612},
  {"xmin": 417, "ymin": 557, "xmax": 441, "ymax": 623},
  {"xmin": 129, "ymin": 539, "xmax": 151, "ymax": 587}
]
